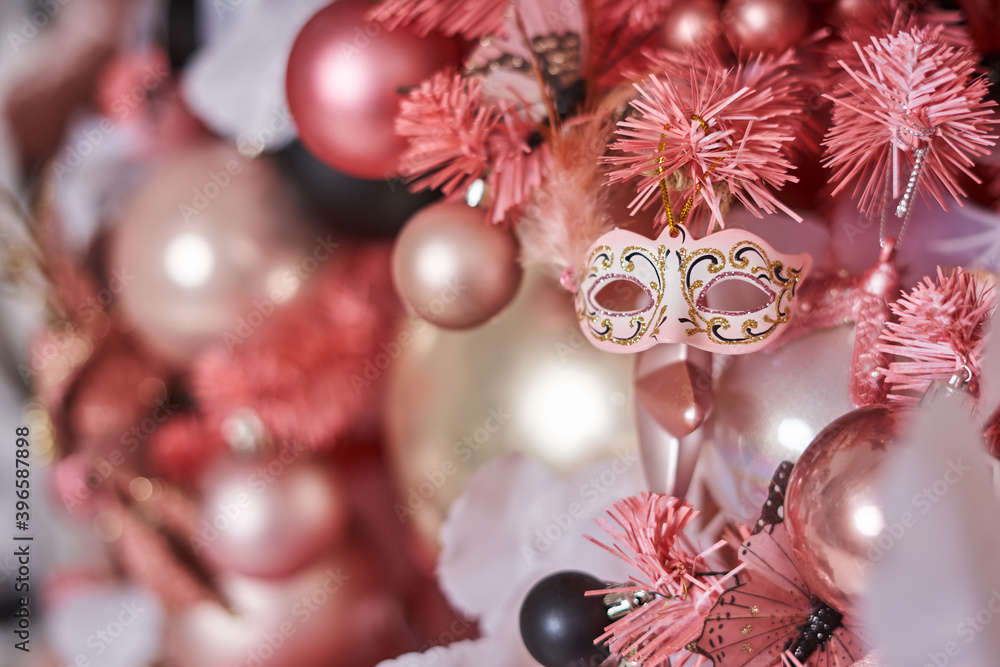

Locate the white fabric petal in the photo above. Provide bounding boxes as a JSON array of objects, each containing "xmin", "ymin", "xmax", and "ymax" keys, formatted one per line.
[
  {"xmin": 438, "ymin": 452, "xmax": 644, "ymax": 636},
  {"xmin": 866, "ymin": 389, "xmax": 1000, "ymax": 666},
  {"xmin": 47, "ymin": 585, "xmax": 164, "ymax": 667},
  {"xmin": 376, "ymin": 638, "xmax": 513, "ymax": 667},
  {"xmin": 182, "ymin": 0, "xmax": 328, "ymax": 150}
]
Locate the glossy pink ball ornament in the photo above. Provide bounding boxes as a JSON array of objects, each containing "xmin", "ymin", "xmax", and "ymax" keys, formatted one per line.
[
  {"xmin": 661, "ymin": 0, "xmax": 726, "ymax": 54},
  {"xmin": 196, "ymin": 459, "xmax": 349, "ymax": 579},
  {"xmin": 285, "ymin": 0, "xmax": 463, "ymax": 180},
  {"xmin": 785, "ymin": 404, "xmax": 913, "ymax": 614},
  {"xmin": 392, "ymin": 201, "xmax": 523, "ymax": 329},
  {"xmin": 722, "ymin": 0, "xmax": 809, "ymax": 54}
]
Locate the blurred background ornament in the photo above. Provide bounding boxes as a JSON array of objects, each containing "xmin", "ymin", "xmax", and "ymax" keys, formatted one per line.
[
  {"xmin": 195, "ymin": 458, "xmax": 349, "ymax": 579},
  {"xmin": 166, "ymin": 545, "xmax": 411, "ymax": 667},
  {"xmin": 190, "ymin": 242, "xmax": 399, "ymax": 450},
  {"xmin": 722, "ymin": 0, "xmax": 809, "ymax": 54},
  {"xmin": 701, "ymin": 325, "xmax": 857, "ymax": 521},
  {"xmin": 285, "ymin": 0, "xmax": 463, "ymax": 180},
  {"xmin": 275, "ymin": 140, "xmax": 438, "ymax": 238},
  {"xmin": 108, "ymin": 143, "xmax": 310, "ymax": 364},
  {"xmin": 660, "ymin": 0, "xmax": 727, "ymax": 54},
  {"xmin": 785, "ymin": 404, "xmax": 912, "ymax": 614},
  {"xmin": 392, "ymin": 201, "xmax": 523, "ymax": 330},
  {"xmin": 384, "ymin": 271, "xmax": 637, "ymax": 553}
]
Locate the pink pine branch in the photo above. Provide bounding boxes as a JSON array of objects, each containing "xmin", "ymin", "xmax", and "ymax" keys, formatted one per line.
[
  {"xmin": 823, "ymin": 25, "xmax": 997, "ymax": 219},
  {"xmin": 396, "ymin": 70, "xmax": 549, "ymax": 223},
  {"xmin": 396, "ymin": 70, "xmax": 501, "ymax": 198},
  {"xmin": 366, "ymin": 0, "xmax": 510, "ymax": 39},
  {"xmin": 605, "ymin": 56, "xmax": 802, "ymax": 232}
]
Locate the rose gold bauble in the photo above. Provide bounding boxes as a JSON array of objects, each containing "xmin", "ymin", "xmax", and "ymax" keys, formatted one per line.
[
  {"xmin": 196, "ymin": 459, "xmax": 348, "ymax": 579},
  {"xmin": 109, "ymin": 143, "xmax": 308, "ymax": 365},
  {"xmin": 722, "ymin": 0, "xmax": 809, "ymax": 54},
  {"xmin": 286, "ymin": 0, "xmax": 463, "ymax": 180},
  {"xmin": 785, "ymin": 404, "xmax": 912, "ymax": 614},
  {"xmin": 392, "ymin": 201, "xmax": 523, "ymax": 330},
  {"xmin": 661, "ymin": 0, "xmax": 726, "ymax": 53}
]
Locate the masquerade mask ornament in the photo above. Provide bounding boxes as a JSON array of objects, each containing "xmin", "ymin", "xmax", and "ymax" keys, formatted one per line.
[{"xmin": 575, "ymin": 224, "xmax": 812, "ymax": 354}]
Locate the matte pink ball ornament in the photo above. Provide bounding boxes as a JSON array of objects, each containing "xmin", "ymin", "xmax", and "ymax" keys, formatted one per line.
[
  {"xmin": 392, "ymin": 201, "xmax": 523, "ymax": 330},
  {"xmin": 196, "ymin": 459, "xmax": 349, "ymax": 579},
  {"xmin": 109, "ymin": 144, "xmax": 309, "ymax": 365},
  {"xmin": 285, "ymin": 0, "xmax": 463, "ymax": 180},
  {"xmin": 785, "ymin": 404, "xmax": 913, "ymax": 614},
  {"xmin": 722, "ymin": 0, "xmax": 809, "ymax": 54}
]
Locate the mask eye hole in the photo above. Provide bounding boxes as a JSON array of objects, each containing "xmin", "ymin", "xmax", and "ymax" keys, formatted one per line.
[
  {"xmin": 591, "ymin": 277, "xmax": 654, "ymax": 315},
  {"xmin": 699, "ymin": 273, "xmax": 774, "ymax": 314}
]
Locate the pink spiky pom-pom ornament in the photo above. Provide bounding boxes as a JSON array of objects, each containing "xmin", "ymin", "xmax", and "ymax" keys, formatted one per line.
[
  {"xmin": 587, "ymin": 493, "xmax": 737, "ymax": 666},
  {"xmin": 877, "ymin": 267, "xmax": 995, "ymax": 403},
  {"xmin": 395, "ymin": 71, "xmax": 500, "ymax": 198},
  {"xmin": 396, "ymin": 70, "xmax": 550, "ymax": 224},
  {"xmin": 823, "ymin": 25, "xmax": 997, "ymax": 221},
  {"xmin": 605, "ymin": 55, "xmax": 803, "ymax": 233}
]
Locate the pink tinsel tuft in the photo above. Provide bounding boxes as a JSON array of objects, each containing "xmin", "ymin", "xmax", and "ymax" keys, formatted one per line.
[
  {"xmin": 148, "ymin": 413, "xmax": 225, "ymax": 484},
  {"xmin": 396, "ymin": 70, "xmax": 550, "ymax": 224},
  {"xmin": 823, "ymin": 25, "xmax": 997, "ymax": 220},
  {"xmin": 518, "ymin": 110, "xmax": 619, "ymax": 280},
  {"xmin": 365, "ymin": 0, "xmax": 510, "ymax": 39},
  {"xmin": 396, "ymin": 70, "xmax": 500, "ymax": 199},
  {"xmin": 191, "ymin": 243, "xmax": 400, "ymax": 450},
  {"xmin": 587, "ymin": 493, "xmax": 736, "ymax": 666},
  {"xmin": 605, "ymin": 55, "xmax": 802, "ymax": 233},
  {"xmin": 877, "ymin": 267, "xmax": 996, "ymax": 403}
]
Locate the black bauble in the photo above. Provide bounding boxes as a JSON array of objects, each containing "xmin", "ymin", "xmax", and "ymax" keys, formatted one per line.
[
  {"xmin": 273, "ymin": 140, "xmax": 439, "ymax": 238},
  {"xmin": 519, "ymin": 571, "xmax": 610, "ymax": 667}
]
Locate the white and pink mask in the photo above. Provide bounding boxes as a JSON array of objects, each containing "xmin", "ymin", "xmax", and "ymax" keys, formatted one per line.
[{"xmin": 575, "ymin": 225, "xmax": 812, "ymax": 354}]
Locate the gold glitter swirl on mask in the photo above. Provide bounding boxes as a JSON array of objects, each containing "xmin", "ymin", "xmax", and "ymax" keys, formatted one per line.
[
  {"xmin": 578, "ymin": 244, "xmax": 667, "ymax": 346},
  {"xmin": 589, "ymin": 244, "xmax": 613, "ymax": 271},
  {"xmin": 677, "ymin": 241, "xmax": 801, "ymax": 346}
]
